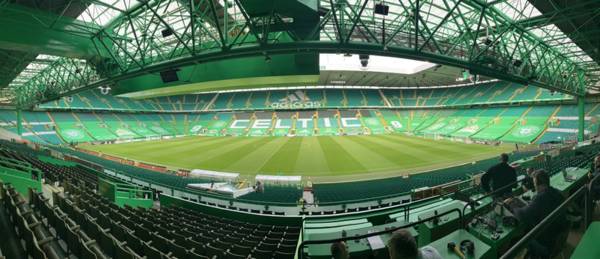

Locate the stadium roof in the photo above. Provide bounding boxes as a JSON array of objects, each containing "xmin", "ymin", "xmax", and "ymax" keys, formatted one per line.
[{"xmin": 0, "ymin": 0, "xmax": 598, "ymax": 107}]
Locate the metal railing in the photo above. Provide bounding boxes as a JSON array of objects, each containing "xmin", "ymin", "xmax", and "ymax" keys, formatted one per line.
[
  {"xmin": 586, "ymin": 170, "xmax": 600, "ymax": 226},
  {"xmin": 296, "ymin": 207, "xmax": 463, "ymax": 259},
  {"xmin": 460, "ymin": 177, "xmax": 526, "ymax": 228},
  {"xmin": 500, "ymin": 169, "xmax": 600, "ymax": 258},
  {"xmin": 296, "ymin": 155, "xmax": 600, "ymax": 259},
  {"xmin": 500, "ymin": 185, "xmax": 588, "ymax": 259}
]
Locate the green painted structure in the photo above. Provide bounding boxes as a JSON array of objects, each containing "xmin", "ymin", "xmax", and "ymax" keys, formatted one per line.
[
  {"xmin": 0, "ymin": 0, "xmax": 596, "ymax": 107},
  {"xmin": 0, "ymin": 160, "xmax": 42, "ymax": 199},
  {"xmin": 578, "ymin": 97, "xmax": 585, "ymax": 142},
  {"xmin": 98, "ymin": 178, "xmax": 154, "ymax": 209}
]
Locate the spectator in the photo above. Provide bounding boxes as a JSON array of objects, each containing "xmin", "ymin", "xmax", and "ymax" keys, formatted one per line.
[
  {"xmin": 388, "ymin": 229, "xmax": 442, "ymax": 259},
  {"xmin": 522, "ymin": 167, "xmax": 535, "ymax": 192},
  {"xmin": 481, "ymin": 153, "xmax": 517, "ymax": 198},
  {"xmin": 589, "ymin": 155, "xmax": 600, "ymax": 200},
  {"xmin": 255, "ymin": 180, "xmax": 264, "ymax": 193},
  {"xmin": 513, "ymin": 170, "xmax": 568, "ymax": 258},
  {"xmin": 331, "ymin": 241, "xmax": 349, "ymax": 259}
]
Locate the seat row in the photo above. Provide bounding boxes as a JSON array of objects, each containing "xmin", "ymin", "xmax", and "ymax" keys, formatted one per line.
[
  {"xmin": 1, "ymin": 183, "xmax": 65, "ymax": 259},
  {"xmin": 65, "ymin": 179, "xmax": 299, "ymax": 259},
  {"xmin": 30, "ymin": 190, "xmax": 111, "ymax": 258}
]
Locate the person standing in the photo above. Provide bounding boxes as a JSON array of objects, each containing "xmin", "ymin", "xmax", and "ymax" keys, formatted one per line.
[{"xmin": 481, "ymin": 153, "xmax": 517, "ymax": 198}]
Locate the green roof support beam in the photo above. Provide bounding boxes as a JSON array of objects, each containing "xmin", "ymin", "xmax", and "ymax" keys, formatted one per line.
[
  {"xmin": 51, "ymin": 41, "xmax": 580, "ymax": 101},
  {"xmin": 6, "ymin": 0, "xmax": 597, "ymax": 107},
  {"xmin": 16, "ymin": 108, "xmax": 22, "ymax": 136},
  {"xmin": 578, "ymin": 97, "xmax": 585, "ymax": 142},
  {"xmin": 0, "ymin": 3, "xmax": 109, "ymax": 59}
]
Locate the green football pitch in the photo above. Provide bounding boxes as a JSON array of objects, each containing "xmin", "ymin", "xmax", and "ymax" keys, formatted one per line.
[{"xmin": 80, "ymin": 134, "xmax": 514, "ymax": 182}]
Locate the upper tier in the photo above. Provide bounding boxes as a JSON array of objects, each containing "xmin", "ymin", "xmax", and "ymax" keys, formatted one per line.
[{"xmin": 38, "ymin": 82, "xmax": 572, "ymax": 112}]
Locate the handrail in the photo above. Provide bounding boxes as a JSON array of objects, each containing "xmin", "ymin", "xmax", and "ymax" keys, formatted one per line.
[
  {"xmin": 308, "ymin": 178, "xmax": 475, "ymax": 211},
  {"xmin": 296, "ymin": 208, "xmax": 463, "ymax": 259},
  {"xmin": 586, "ymin": 170, "xmax": 600, "ymax": 227},
  {"xmin": 500, "ymin": 185, "xmax": 588, "ymax": 259},
  {"xmin": 0, "ymin": 159, "xmax": 43, "ymax": 178},
  {"xmin": 66, "ymin": 146, "xmax": 483, "ymax": 208},
  {"xmin": 60, "ymin": 144, "xmax": 566, "ymax": 212},
  {"xmin": 460, "ymin": 177, "xmax": 525, "ymax": 227},
  {"xmin": 460, "ymin": 151, "xmax": 598, "ymax": 228}
]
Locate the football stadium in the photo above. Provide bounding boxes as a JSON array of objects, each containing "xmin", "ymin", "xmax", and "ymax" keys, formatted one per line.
[{"xmin": 0, "ymin": 0, "xmax": 600, "ymax": 258}]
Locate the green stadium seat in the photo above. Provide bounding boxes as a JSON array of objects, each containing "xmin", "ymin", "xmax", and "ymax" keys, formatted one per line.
[
  {"xmin": 274, "ymin": 250, "xmax": 295, "ymax": 259},
  {"xmin": 115, "ymin": 244, "xmax": 138, "ymax": 259},
  {"xmin": 231, "ymin": 244, "xmax": 254, "ymax": 255},
  {"xmin": 206, "ymin": 243, "xmax": 226, "ymax": 257},
  {"xmin": 225, "ymin": 251, "xmax": 247, "ymax": 259},
  {"xmin": 142, "ymin": 242, "xmax": 163, "ymax": 258},
  {"xmin": 170, "ymin": 241, "xmax": 189, "ymax": 259},
  {"xmin": 126, "ymin": 231, "xmax": 145, "ymax": 255},
  {"xmin": 98, "ymin": 230, "xmax": 116, "ymax": 258},
  {"xmin": 188, "ymin": 251, "xmax": 210, "ymax": 259},
  {"xmin": 251, "ymin": 248, "xmax": 274, "ymax": 259}
]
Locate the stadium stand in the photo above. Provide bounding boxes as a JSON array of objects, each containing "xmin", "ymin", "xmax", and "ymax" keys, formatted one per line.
[
  {"xmin": 501, "ymin": 106, "xmax": 558, "ymax": 143},
  {"xmin": 2, "ymin": 184, "xmax": 69, "ymax": 259},
  {"xmin": 295, "ymin": 111, "xmax": 315, "ymax": 136},
  {"xmin": 1, "ymin": 142, "xmax": 302, "ymax": 258},
  {"xmin": 272, "ymin": 111, "xmax": 294, "ymax": 136},
  {"xmin": 2, "ymin": 84, "xmax": 588, "ymax": 146},
  {"xmin": 4, "ymin": 103, "xmax": 598, "ymax": 146},
  {"xmin": 34, "ymin": 83, "xmax": 573, "ymax": 113},
  {"xmin": 4, "ymin": 139, "xmax": 599, "ymax": 255},
  {"xmin": 363, "ymin": 90, "xmax": 384, "ymax": 107},
  {"xmin": 2, "ymin": 130, "xmax": 600, "ymax": 259},
  {"xmin": 361, "ymin": 110, "xmax": 386, "ymax": 134},
  {"xmin": 312, "ymin": 150, "xmax": 537, "ymax": 204}
]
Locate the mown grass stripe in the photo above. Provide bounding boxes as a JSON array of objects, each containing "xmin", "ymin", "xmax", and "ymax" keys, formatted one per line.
[
  {"xmin": 345, "ymin": 135, "xmax": 431, "ymax": 168},
  {"xmin": 135, "ymin": 137, "xmax": 254, "ymax": 165},
  {"xmin": 330, "ymin": 136, "xmax": 397, "ymax": 173},
  {"xmin": 80, "ymin": 134, "xmax": 512, "ymax": 179},
  {"xmin": 380, "ymin": 134, "xmax": 494, "ymax": 155},
  {"xmin": 226, "ymin": 137, "xmax": 291, "ymax": 173},
  {"xmin": 317, "ymin": 136, "xmax": 368, "ymax": 174},
  {"xmin": 294, "ymin": 137, "xmax": 331, "ymax": 175},
  {"xmin": 258, "ymin": 137, "xmax": 303, "ymax": 174},
  {"xmin": 365, "ymin": 135, "xmax": 448, "ymax": 161},
  {"xmin": 201, "ymin": 137, "xmax": 278, "ymax": 170},
  {"xmin": 153, "ymin": 137, "xmax": 266, "ymax": 169}
]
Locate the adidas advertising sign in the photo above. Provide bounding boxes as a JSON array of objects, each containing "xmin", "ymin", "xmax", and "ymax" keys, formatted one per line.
[{"xmin": 270, "ymin": 90, "xmax": 323, "ymax": 109}]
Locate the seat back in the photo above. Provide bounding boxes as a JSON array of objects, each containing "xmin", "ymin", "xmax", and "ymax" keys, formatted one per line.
[{"xmin": 550, "ymin": 222, "xmax": 571, "ymax": 257}]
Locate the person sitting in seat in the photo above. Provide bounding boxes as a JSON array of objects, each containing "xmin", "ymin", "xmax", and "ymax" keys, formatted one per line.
[
  {"xmin": 588, "ymin": 155, "xmax": 600, "ymax": 200},
  {"xmin": 331, "ymin": 241, "xmax": 349, "ymax": 259},
  {"xmin": 512, "ymin": 170, "xmax": 568, "ymax": 258},
  {"xmin": 522, "ymin": 167, "xmax": 535, "ymax": 192},
  {"xmin": 481, "ymin": 153, "xmax": 517, "ymax": 198},
  {"xmin": 388, "ymin": 229, "xmax": 442, "ymax": 259}
]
